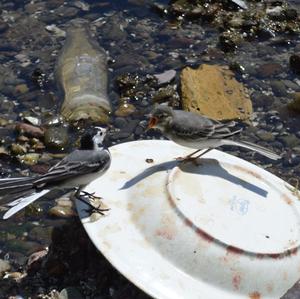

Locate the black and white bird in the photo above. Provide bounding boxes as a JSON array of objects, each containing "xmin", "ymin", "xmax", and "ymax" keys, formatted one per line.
[
  {"xmin": 0, "ymin": 127, "xmax": 111, "ymax": 219},
  {"xmin": 148, "ymin": 105, "xmax": 281, "ymax": 161}
]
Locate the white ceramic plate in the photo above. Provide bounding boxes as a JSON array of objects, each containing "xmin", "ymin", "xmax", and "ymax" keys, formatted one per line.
[{"xmin": 76, "ymin": 140, "xmax": 300, "ymax": 299}]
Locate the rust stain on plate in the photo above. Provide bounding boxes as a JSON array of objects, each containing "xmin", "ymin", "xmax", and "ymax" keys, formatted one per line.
[
  {"xmin": 232, "ymin": 164, "xmax": 263, "ymax": 180},
  {"xmin": 249, "ymin": 291, "xmax": 261, "ymax": 299},
  {"xmin": 282, "ymin": 194, "xmax": 293, "ymax": 205},
  {"xmin": 156, "ymin": 215, "xmax": 178, "ymax": 241},
  {"xmin": 232, "ymin": 273, "xmax": 242, "ymax": 290}
]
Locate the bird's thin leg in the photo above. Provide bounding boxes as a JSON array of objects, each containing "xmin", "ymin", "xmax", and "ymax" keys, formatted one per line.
[
  {"xmin": 191, "ymin": 148, "xmax": 213, "ymax": 159},
  {"xmin": 175, "ymin": 149, "xmax": 201, "ymax": 161},
  {"xmin": 176, "ymin": 148, "xmax": 213, "ymax": 162},
  {"xmin": 74, "ymin": 187, "xmax": 109, "ymax": 215}
]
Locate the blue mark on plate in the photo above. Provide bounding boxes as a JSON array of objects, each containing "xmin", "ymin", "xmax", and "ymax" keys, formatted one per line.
[{"xmin": 230, "ymin": 196, "xmax": 249, "ymax": 215}]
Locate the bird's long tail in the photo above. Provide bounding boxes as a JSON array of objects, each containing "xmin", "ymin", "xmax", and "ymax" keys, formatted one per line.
[
  {"xmin": 0, "ymin": 177, "xmax": 36, "ymax": 202},
  {"xmin": 220, "ymin": 139, "xmax": 281, "ymax": 160},
  {"xmin": 0, "ymin": 176, "xmax": 50, "ymax": 219}
]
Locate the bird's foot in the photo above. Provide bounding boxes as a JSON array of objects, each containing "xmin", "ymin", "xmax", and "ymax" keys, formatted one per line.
[
  {"xmin": 79, "ymin": 190, "xmax": 102, "ymax": 200},
  {"xmin": 175, "ymin": 148, "xmax": 212, "ymax": 165},
  {"xmin": 175, "ymin": 155, "xmax": 201, "ymax": 165},
  {"xmin": 75, "ymin": 189, "xmax": 109, "ymax": 216}
]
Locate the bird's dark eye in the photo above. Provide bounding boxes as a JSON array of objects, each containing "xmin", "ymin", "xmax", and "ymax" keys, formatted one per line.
[{"xmin": 99, "ymin": 132, "xmax": 103, "ymax": 136}]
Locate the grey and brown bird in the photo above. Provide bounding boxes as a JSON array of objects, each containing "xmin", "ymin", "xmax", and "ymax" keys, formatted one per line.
[
  {"xmin": 148, "ymin": 104, "xmax": 281, "ymax": 161},
  {"xmin": 0, "ymin": 127, "xmax": 111, "ymax": 219}
]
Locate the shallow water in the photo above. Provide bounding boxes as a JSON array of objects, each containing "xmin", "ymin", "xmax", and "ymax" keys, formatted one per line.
[{"xmin": 0, "ymin": 0, "xmax": 300, "ymax": 298}]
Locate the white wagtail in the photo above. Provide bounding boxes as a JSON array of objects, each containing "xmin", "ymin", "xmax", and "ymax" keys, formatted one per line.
[
  {"xmin": 0, "ymin": 127, "xmax": 111, "ymax": 219},
  {"xmin": 148, "ymin": 104, "xmax": 281, "ymax": 161}
]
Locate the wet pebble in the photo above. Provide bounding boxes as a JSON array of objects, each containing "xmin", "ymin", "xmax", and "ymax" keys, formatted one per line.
[
  {"xmin": 287, "ymin": 92, "xmax": 300, "ymax": 113},
  {"xmin": 18, "ymin": 153, "xmax": 41, "ymax": 165},
  {"xmin": 48, "ymin": 206, "xmax": 76, "ymax": 218},
  {"xmin": 16, "ymin": 123, "xmax": 44, "ymax": 138},
  {"xmin": 45, "ymin": 24, "xmax": 66, "ymax": 38},
  {"xmin": 256, "ymin": 63, "xmax": 283, "ymax": 78},
  {"xmin": 270, "ymin": 80, "xmax": 287, "ymax": 97},
  {"xmin": 115, "ymin": 102, "xmax": 136, "ymax": 117},
  {"xmin": 38, "ymin": 92, "xmax": 56, "ymax": 110},
  {"xmin": 135, "ymin": 122, "xmax": 147, "ymax": 136},
  {"xmin": 154, "ymin": 69, "xmax": 176, "ymax": 85},
  {"xmin": 278, "ymin": 134, "xmax": 300, "ymax": 148},
  {"xmin": 27, "ymin": 248, "xmax": 48, "ymax": 269},
  {"xmin": 0, "ymin": 259, "xmax": 11, "ymax": 277},
  {"xmin": 44, "ymin": 126, "xmax": 69, "ymax": 151},
  {"xmin": 109, "ymin": 130, "xmax": 133, "ymax": 141},
  {"xmin": 24, "ymin": 116, "xmax": 41, "ymax": 127},
  {"xmin": 283, "ymin": 80, "xmax": 300, "ymax": 92},
  {"xmin": 250, "ymin": 91, "xmax": 274, "ymax": 108},
  {"xmin": 59, "ymin": 287, "xmax": 84, "ymax": 299},
  {"xmin": 10, "ymin": 143, "xmax": 28, "ymax": 155},
  {"xmin": 3, "ymin": 271, "xmax": 26, "ymax": 281},
  {"xmin": 0, "ymin": 117, "xmax": 8, "ymax": 126},
  {"xmin": 152, "ymin": 85, "xmax": 178, "ymax": 105},
  {"xmin": 45, "ymin": 0, "xmax": 64, "ymax": 9},
  {"xmin": 72, "ymin": 1, "xmax": 90, "ymax": 11},
  {"xmin": 56, "ymin": 6, "xmax": 79, "ymax": 18},
  {"xmin": 102, "ymin": 20, "xmax": 128, "ymax": 41},
  {"xmin": 255, "ymin": 130, "xmax": 275, "ymax": 142},
  {"xmin": 15, "ymin": 54, "xmax": 31, "ymax": 68},
  {"xmin": 114, "ymin": 117, "xmax": 128, "ymax": 129}
]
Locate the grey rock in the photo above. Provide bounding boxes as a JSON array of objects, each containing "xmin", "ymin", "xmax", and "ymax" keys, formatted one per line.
[
  {"xmin": 72, "ymin": 1, "xmax": 90, "ymax": 11},
  {"xmin": 102, "ymin": 20, "xmax": 127, "ymax": 41},
  {"xmin": 270, "ymin": 80, "xmax": 287, "ymax": 97},
  {"xmin": 109, "ymin": 131, "xmax": 132, "ymax": 141},
  {"xmin": 56, "ymin": 6, "xmax": 79, "ymax": 18},
  {"xmin": 114, "ymin": 117, "xmax": 128, "ymax": 129},
  {"xmin": 283, "ymin": 80, "xmax": 300, "ymax": 92},
  {"xmin": 256, "ymin": 63, "xmax": 283, "ymax": 78},
  {"xmin": 255, "ymin": 130, "xmax": 275, "ymax": 142},
  {"xmin": 154, "ymin": 69, "xmax": 176, "ymax": 85},
  {"xmin": 251, "ymin": 91, "xmax": 274, "ymax": 108},
  {"xmin": 278, "ymin": 134, "xmax": 300, "ymax": 148}
]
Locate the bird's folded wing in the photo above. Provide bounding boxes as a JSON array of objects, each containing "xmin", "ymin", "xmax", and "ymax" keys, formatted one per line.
[
  {"xmin": 171, "ymin": 111, "xmax": 240, "ymax": 139},
  {"xmin": 170, "ymin": 118, "xmax": 214, "ymax": 139},
  {"xmin": 35, "ymin": 161, "xmax": 104, "ymax": 186}
]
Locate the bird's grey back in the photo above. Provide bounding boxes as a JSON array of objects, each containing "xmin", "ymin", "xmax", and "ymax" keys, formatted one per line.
[{"xmin": 168, "ymin": 110, "xmax": 240, "ymax": 140}]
